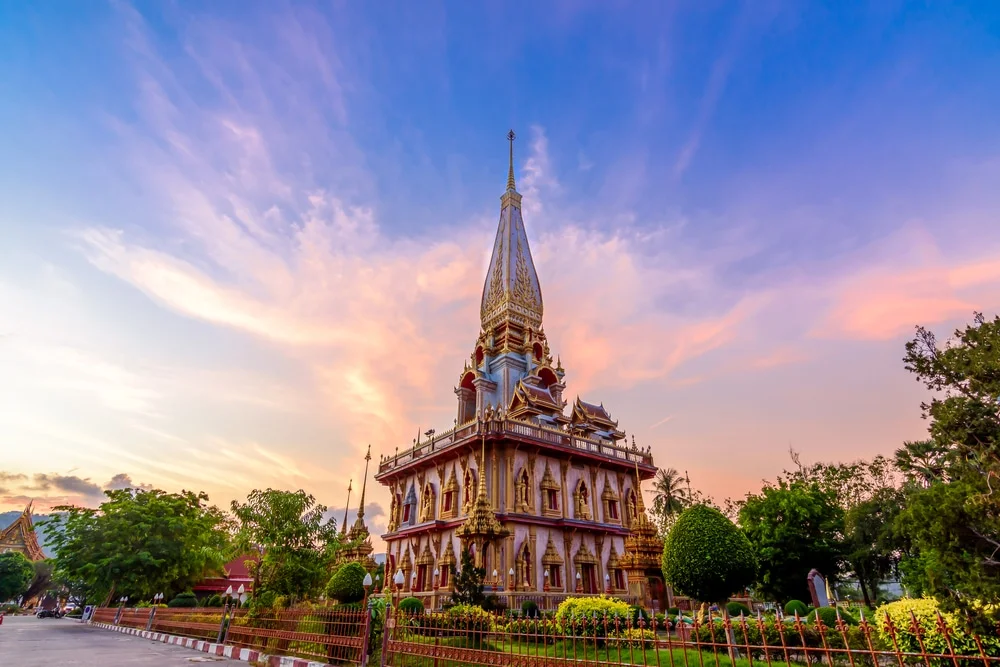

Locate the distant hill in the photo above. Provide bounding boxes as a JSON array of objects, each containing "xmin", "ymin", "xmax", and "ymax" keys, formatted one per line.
[{"xmin": 0, "ymin": 511, "xmax": 59, "ymax": 558}]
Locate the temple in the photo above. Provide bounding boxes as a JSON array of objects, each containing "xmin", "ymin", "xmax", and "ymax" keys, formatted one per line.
[
  {"xmin": 375, "ymin": 132, "xmax": 665, "ymax": 610},
  {"xmin": 0, "ymin": 502, "xmax": 46, "ymax": 562}
]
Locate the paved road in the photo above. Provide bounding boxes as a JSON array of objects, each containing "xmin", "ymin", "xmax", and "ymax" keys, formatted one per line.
[{"xmin": 0, "ymin": 615, "xmax": 243, "ymax": 666}]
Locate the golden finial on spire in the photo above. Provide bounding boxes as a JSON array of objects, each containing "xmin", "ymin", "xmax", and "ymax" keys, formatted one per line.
[{"xmin": 506, "ymin": 129, "xmax": 517, "ymax": 192}]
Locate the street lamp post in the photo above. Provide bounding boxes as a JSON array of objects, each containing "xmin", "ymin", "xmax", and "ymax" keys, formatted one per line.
[{"xmin": 393, "ymin": 569, "xmax": 405, "ymax": 610}]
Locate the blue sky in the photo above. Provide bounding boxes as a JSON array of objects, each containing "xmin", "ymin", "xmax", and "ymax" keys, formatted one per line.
[{"xmin": 2, "ymin": 2, "xmax": 1000, "ymax": 537}]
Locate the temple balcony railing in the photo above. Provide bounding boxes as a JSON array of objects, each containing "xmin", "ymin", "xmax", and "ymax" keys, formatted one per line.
[{"xmin": 377, "ymin": 417, "xmax": 654, "ymax": 477}]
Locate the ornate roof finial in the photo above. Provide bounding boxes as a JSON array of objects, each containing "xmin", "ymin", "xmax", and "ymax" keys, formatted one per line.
[
  {"xmin": 354, "ymin": 445, "xmax": 372, "ymax": 525},
  {"xmin": 506, "ymin": 129, "xmax": 517, "ymax": 192}
]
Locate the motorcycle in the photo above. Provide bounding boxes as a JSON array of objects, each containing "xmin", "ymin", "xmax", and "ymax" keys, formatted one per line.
[{"xmin": 36, "ymin": 609, "xmax": 64, "ymax": 619}]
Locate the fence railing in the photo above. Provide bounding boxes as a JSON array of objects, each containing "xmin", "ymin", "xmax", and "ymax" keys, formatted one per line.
[
  {"xmin": 226, "ymin": 607, "xmax": 367, "ymax": 664},
  {"xmin": 385, "ymin": 608, "xmax": 1000, "ymax": 667},
  {"xmin": 92, "ymin": 605, "xmax": 369, "ymax": 665},
  {"xmin": 92, "ymin": 603, "xmax": 1000, "ymax": 667}
]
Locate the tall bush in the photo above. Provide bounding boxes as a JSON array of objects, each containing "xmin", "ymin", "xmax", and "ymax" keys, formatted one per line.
[
  {"xmin": 326, "ymin": 563, "xmax": 367, "ymax": 603},
  {"xmin": 167, "ymin": 591, "xmax": 198, "ymax": 608},
  {"xmin": 662, "ymin": 505, "xmax": 757, "ymax": 603}
]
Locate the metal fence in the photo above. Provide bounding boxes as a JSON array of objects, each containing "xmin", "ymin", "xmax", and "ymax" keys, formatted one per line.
[
  {"xmin": 94, "ymin": 605, "xmax": 369, "ymax": 665},
  {"xmin": 93, "ymin": 604, "xmax": 1000, "ymax": 667},
  {"xmin": 384, "ymin": 608, "xmax": 1000, "ymax": 667},
  {"xmin": 226, "ymin": 607, "xmax": 368, "ymax": 664}
]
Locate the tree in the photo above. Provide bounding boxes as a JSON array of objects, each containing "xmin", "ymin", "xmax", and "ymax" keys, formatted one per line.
[
  {"xmin": 231, "ymin": 488, "xmax": 341, "ymax": 602},
  {"xmin": 662, "ymin": 505, "xmax": 756, "ymax": 603},
  {"xmin": 0, "ymin": 551, "xmax": 35, "ymax": 602},
  {"xmin": 450, "ymin": 549, "xmax": 486, "ymax": 607},
  {"xmin": 327, "ymin": 562, "xmax": 367, "ymax": 603},
  {"xmin": 22, "ymin": 559, "xmax": 54, "ymax": 603},
  {"xmin": 843, "ymin": 486, "xmax": 904, "ymax": 607},
  {"xmin": 650, "ymin": 468, "xmax": 689, "ymax": 535},
  {"xmin": 894, "ymin": 439, "xmax": 950, "ymax": 486},
  {"xmin": 44, "ymin": 489, "xmax": 231, "ymax": 604},
  {"xmin": 738, "ymin": 482, "xmax": 843, "ymax": 603},
  {"xmin": 896, "ymin": 313, "xmax": 1000, "ymax": 622}
]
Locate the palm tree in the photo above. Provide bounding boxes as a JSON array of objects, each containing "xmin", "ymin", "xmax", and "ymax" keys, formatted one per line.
[
  {"xmin": 894, "ymin": 439, "xmax": 948, "ymax": 486},
  {"xmin": 650, "ymin": 468, "xmax": 688, "ymax": 534}
]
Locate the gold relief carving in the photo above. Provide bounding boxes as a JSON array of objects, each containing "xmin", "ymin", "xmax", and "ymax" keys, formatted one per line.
[
  {"xmin": 419, "ymin": 482, "xmax": 436, "ymax": 523},
  {"xmin": 573, "ymin": 479, "xmax": 592, "ymax": 521},
  {"xmin": 481, "ymin": 235, "xmax": 505, "ymax": 320}
]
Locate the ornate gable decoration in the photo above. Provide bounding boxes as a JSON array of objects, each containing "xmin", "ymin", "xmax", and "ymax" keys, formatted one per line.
[
  {"xmin": 541, "ymin": 537, "xmax": 563, "ymax": 565},
  {"xmin": 0, "ymin": 503, "xmax": 45, "ymax": 562},
  {"xmin": 540, "ymin": 463, "xmax": 559, "ymax": 491}
]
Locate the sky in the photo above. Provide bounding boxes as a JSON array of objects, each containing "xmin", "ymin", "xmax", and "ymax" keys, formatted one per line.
[{"xmin": 2, "ymin": 2, "xmax": 1000, "ymax": 546}]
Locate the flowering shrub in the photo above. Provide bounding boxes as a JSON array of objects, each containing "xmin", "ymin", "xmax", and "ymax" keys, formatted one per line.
[
  {"xmin": 555, "ymin": 596, "xmax": 637, "ymax": 641},
  {"xmin": 496, "ymin": 617, "xmax": 560, "ymax": 644},
  {"xmin": 874, "ymin": 598, "xmax": 1000, "ymax": 657},
  {"xmin": 619, "ymin": 628, "xmax": 656, "ymax": 648},
  {"xmin": 447, "ymin": 603, "xmax": 494, "ymax": 637}
]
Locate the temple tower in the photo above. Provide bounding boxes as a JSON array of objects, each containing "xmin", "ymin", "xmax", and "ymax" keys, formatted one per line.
[{"xmin": 377, "ymin": 132, "xmax": 659, "ymax": 609}]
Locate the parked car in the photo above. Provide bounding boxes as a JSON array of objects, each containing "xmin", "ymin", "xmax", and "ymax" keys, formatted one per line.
[{"xmin": 36, "ymin": 609, "xmax": 63, "ymax": 619}]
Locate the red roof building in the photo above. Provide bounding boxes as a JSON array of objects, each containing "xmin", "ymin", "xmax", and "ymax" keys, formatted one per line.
[{"xmin": 193, "ymin": 555, "xmax": 256, "ymax": 597}]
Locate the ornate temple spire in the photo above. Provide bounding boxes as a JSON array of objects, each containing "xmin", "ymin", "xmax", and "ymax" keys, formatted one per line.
[
  {"xmin": 506, "ymin": 129, "xmax": 517, "ymax": 192},
  {"xmin": 341, "ymin": 446, "xmax": 376, "ymax": 569},
  {"xmin": 480, "ymin": 130, "xmax": 543, "ymax": 332},
  {"xmin": 352, "ymin": 445, "xmax": 371, "ymax": 531},
  {"xmin": 340, "ymin": 479, "xmax": 352, "ymax": 535}
]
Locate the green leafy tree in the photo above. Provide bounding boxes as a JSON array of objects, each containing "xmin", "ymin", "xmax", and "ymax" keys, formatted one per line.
[
  {"xmin": 326, "ymin": 562, "xmax": 367, "ymax": 603},
  {"xmin": 44, "ymin": 489, "xmax": 231, "ymax": 604},
  {"xmin": 662, "ymin": 505, "xmax": 756, "ymax": 603},
  {"xmin": 450, "ymin": 549, "xmax": 486, "ymax": 607},
  {"xmin": 896, "ymin": 313, "xmax": 1000, "ymax": 623},
  {"xmin": 738, "ymin": 482, "xmax": 843, "ymax": 603},
  {"xmin": 231, "ymin": 488, "xmax": 341, "ymax": 603},
  {"xmin": 0, "ymin": 551, "xmax": 35, "ymax": 602},
  {"xmin": 843, "ymin": 486, "xmax": 904, "ymax": 607}
]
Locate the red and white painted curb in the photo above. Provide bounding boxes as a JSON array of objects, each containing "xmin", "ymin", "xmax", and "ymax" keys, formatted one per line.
[{"xmin": 90, "ymin": 622, "xmax": 332, "ymax": 667}]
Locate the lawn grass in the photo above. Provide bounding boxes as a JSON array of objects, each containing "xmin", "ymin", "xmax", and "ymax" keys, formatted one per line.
[{"xmin": 386, "ymin": 632, "xmax": 760, "ymax": 667}]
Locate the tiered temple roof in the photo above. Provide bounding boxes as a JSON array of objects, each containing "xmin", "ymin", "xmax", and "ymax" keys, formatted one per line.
[{"xmin": 0, "ymin": 502, "xmax": 46, "ymax": 561}]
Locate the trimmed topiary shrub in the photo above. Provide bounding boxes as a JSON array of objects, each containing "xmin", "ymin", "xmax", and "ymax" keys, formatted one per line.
[
  {"xmin": 811, "ymin": 606, "xmax": 856, "ymax": 626},
  {"xmin": 521, "ymin": 600, "xmax": 539, "ymax": 618},
  {"xmin": 630, "ymin": 605, "xmax": 650, "ymax": 627},
  {"xmin": 662, "ymin": 505, "xmax": 757, "ymax": 603},
  {"xmin": 783, "ymin": 599, "xmax": 808, "ymax": 617},
  {"xmin": 398, "ymin": 596, "xmax": 425, "ymax": 615},
  {"xmin": 167, "ymin": 591, "xmax": 198, "ymax": 608},
  {"xmin": 726, "ymin": 601, "xmax": 752, "ymax": 617},
  {"xmin": 203, "ymin": 594, "xmax": 223, "ymax": 607},
  {"xmin": 326, "ymin": 562, "xmax": 367, "ymax": 604}
]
